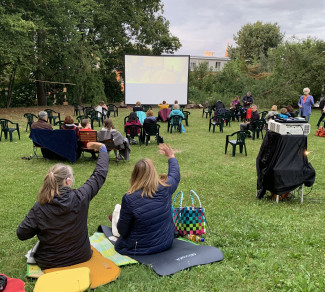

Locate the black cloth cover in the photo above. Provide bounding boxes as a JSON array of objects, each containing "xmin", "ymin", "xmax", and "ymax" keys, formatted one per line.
[
  {"xmin": 30, "ymin": 129, "xmax": 78, "ymax": 162},
  {"xmin": 98, "ymin": 225, "xmax": 224, "ymax": 276},
  {"xmin": 256, "ymin": 131, "xmax": 315, "ymax": 198}
]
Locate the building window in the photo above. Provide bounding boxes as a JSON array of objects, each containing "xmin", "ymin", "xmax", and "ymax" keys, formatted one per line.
[
  {"xmin": 215, "ymin": 62, "xmax": 221, "ymax": 70},
  {"xmin": 190, "ymin": 62, "xmax": 196, "ymax": 70}
]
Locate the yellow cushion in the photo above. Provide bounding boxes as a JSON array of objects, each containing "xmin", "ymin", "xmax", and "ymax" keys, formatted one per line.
[
  {"xmin": 44, "ymin": 247, "xmax": 120, "ymax": 289},
  {"xmin": 34, "ymin": 267, "xmax": 90, "ymax": 292}
]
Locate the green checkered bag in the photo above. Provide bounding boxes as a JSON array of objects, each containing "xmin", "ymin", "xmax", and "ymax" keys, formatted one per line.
[{"xmin": 172, "ymin": 190, "xmax": 206, "ymax": 236}]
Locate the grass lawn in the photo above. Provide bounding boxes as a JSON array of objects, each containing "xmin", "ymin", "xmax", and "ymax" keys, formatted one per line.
[{"xmin": 0, "ymin": 105, "xmax": 324, "ymax": 292}]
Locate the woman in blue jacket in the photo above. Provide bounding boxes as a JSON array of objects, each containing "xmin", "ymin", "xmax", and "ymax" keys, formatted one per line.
[
  {"xmin": 298, "ymin": 87, "xmax": 314, "ymax": 122},
  {"xmin": 115, "ymin": 144, "xmax": 180, "ymax": 255}
]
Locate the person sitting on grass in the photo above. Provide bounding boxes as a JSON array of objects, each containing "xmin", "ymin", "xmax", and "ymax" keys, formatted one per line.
[
  {"xmin": 240, "ymin": 104, "xmax": 260, "ymax": 137},
  {"xmin": 113, "ymin": 144, "xmax": 180, "ymax": 255},
  {"xmin": 31, "ymin": 111, "xmax": 53, "ymax": 130},
  {"xmin": 16, "ymin": 142, "xmax": 108, "ymax": 270}
]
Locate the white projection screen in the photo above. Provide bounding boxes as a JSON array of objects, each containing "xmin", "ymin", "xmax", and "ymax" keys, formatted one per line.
[{"xmin": 124, "ymin": 55, "xmax": 189, "ymax": 105}]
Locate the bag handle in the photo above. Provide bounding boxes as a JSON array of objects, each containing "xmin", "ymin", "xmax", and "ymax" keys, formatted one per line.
[
  {"xmin": 189, "ymin": 190, "xmax": 202, "ymax": 208},
  {"xmin": 172, "ymin": 191, "xmax": 183, "ymax": 209}
]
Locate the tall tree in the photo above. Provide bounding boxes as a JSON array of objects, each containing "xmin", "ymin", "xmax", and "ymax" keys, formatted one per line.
[
  {"xmin": 0, "ymin": 0, "xmax": 181, "ymax": 106},
  {"xmin": 232, "ymin": 21, "xmax": 283, "ymax": 62}
]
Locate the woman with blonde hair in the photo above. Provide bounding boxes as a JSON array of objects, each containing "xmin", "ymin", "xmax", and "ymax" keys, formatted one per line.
[
  {"xmin": 114, "ymin": 144, "xmax": 180, "ymax": 255},
  {"xmin": 17, "ymin": 142, "xmax": 108, "ymax": 269},
  {"xmin": 97, "ymin": 118, "xmax": 130, "ymax": 160},
  {"xmin": 133, "ymin": 101, "xmax": 143, "ymax": 112},
  {"xmin": 265, "ymin": 105, "xmax": 279, "ymax": 122}
]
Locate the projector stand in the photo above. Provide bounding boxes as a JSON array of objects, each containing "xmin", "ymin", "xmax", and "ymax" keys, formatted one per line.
[{"xmin": 275, "ymin": 185, "xmax": 304, "ymax": 204}]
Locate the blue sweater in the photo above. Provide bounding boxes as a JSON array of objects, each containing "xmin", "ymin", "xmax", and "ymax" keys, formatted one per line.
[
  {"xmin": 298, "ymin": 95, "xmax": 314, "ymax": 117},
  {"xmin": 115, "ymin": 158, "xmax": 180, "ymax": 255}
]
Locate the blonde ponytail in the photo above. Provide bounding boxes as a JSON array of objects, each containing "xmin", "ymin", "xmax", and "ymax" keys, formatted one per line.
[{"xmin": 38, "ymin": 164, "xmax": 73, "ymax": 204}]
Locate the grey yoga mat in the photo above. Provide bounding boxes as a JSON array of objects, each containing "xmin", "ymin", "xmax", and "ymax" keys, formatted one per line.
[{"xmin": 97, "ymin": 225, "xmax": 224, "ymax": 276}]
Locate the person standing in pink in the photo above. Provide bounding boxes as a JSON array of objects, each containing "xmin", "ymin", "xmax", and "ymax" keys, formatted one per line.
[{"xmin": 298, "ymin": 87, "xmax": 314, "ymax": 122}]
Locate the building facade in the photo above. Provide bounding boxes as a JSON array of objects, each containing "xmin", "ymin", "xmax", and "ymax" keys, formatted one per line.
[{"xmin": 190, "ymin": 55, "xmax": 230, "ymax": 72}]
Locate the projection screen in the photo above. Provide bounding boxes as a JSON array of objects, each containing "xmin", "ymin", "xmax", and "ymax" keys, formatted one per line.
[{"xmin": 124, "ymin": 55, "xmax": 189, "ymax": 105}]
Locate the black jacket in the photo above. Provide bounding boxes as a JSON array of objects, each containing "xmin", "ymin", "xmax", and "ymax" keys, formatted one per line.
[{"xmin": 17, "ymin": 151, "xmax": 109, "ymax": 269}]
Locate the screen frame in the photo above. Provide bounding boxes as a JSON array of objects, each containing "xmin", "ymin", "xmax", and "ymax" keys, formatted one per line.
[{"xmin": 123, "ymin": 54, "xmax": 190, "ymax": 105}]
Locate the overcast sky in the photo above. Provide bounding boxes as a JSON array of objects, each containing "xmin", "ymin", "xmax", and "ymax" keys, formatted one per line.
[{"xmin": 161, "ymin": 0, "xmax": 325, "ymax": 57}]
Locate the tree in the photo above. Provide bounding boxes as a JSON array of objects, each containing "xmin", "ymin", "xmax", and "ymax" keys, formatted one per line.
[
  {"xmin": 233, "ymin": 21, "xmax": 283, "ymax": 62},
  {"xmin": 0, "ymin": 3, "xmax": 35, "ymax": 107},
  {"xmin": 0, "ymin": 0, "xmax": 181, "ymax": 107},
  {"xmin": 265, "ymin": 37, "xmax": 325, "ymax": 106}
]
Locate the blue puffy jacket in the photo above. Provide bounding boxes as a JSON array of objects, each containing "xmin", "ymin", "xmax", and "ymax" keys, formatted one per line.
[{"xmin": 115, "ymin": 158, "xmax": 180, "ymax": 255}]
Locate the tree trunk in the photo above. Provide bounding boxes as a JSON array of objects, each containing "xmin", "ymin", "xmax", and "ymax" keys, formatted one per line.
[
  {"xmin": 36, "ymin": 29, "xmax": 47, "ymax": 106},
  {"xmin": 36, "ymin": 77, "xmax": 47, "ymax": 106},
  {"xmin": 6, "ymin": 66, "xmax": 16, "ymax": 108}
]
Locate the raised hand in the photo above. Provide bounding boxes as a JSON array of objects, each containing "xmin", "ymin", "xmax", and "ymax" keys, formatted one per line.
[
  {"xmin": 158, "ymin": 143, "xmax": 175, "ymax": 158},
  {"xmin": 87, "ymin": 142, "xmax": 105, "ymax": 152}
]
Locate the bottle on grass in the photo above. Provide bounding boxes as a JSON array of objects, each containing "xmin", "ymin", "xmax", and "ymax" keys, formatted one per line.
[{"xmin": 185, "ymin": 234, "xmax": 204, "ymax": 242}]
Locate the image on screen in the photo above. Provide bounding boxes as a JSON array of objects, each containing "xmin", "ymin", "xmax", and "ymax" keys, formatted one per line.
[{"xmin": 124, "ymin": 55, "xmax": 189, "ymax": 105}]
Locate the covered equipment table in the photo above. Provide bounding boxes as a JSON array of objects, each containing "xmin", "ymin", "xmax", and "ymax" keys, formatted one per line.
[{"xmin": 256, "ymin": 131, "xmax": 315, "ymax": 199}]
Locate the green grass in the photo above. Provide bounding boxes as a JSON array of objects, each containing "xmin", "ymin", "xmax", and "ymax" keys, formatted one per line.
[{"xmin": 0, "ymin": 106, "xmax": 325, "ymax": 292}]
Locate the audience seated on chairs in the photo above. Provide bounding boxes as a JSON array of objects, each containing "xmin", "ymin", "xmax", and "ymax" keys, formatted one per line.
[
  {"xmin": 214, "ymin": 107, "xmax": 228, "ymax": 116},
  {"xmin": 124, "ymin": 112, "xmax": 142, "ymax": 144},
  {"xmin": 240, "ymin": 104, "xmax": 260, "ymax": 137},
  {"xmin": 111, "ymin": 144, "xmax": 180, "ymax": 255},
  {"xmin": 212, "ymin": 100, "xmax": 225, "ymax": 111},
  {"xmin": 79, "ymin": 119, "xmax": 97, "ymax": 159},
  {"xmin": 30, "ymin": 128, "xmax": 79, "ymax": 162},
  {"xmin": 97, "ymin": 118, "xmax": 130, "ymax": 160},
  {"xmin": 265, "ymin": 105, "xmax": 279, "ymax": 122},
  {"xmin": 245, "ymin": 107, "xmax": 252, "ymax": 121},
  {"xmin": 95, "ymin": 101, "xmax": 108, "ymax": 119},
  {"xmin": 168, "ymin": 104, "xmax": 184, "ymax": 133},
  {"xmin": 168, "ymin": 104, "xmax": 184, "ymax": 120},
  {"xmin": 136, "ymin": 110, "xmax": 146, "ymax": 125},
  {"xmin": 286, "ymin": 105, "xmax": 296, "ymax": 118},
  {"xmin": 133, "ymin": 101, "xmax": 144, "ymax": 112},
  {"xmin": 171, "ymin": 100, "xmax": 178, "ymax": 110},
  {"xmin": 231, "ymin": 96, "xmax": 241, "ymax": 108},
  {"xmin": 143, "ymin": 110, "xmax": 157, "ymax": 143},
  {"xmin": 158, "ymin": 100, "xmax": 169, "ymax": 110},
  {"xmin": 31, "ymin": 111, "xmax": 53, "ymax": 130},
  {"xmin": 17, "ymin": 142, "xmax": 108, "ymax": 270},
  {"xmin": 62, "ymin": 115, "xmax": 79, "ymax": 136},
  {"xmin": 158, "ymin": 107, "xmax": 171, "ymax": 122},
  {"xmin": 279, "ymin": 108, "xmax": 290, "ymax": 119}
]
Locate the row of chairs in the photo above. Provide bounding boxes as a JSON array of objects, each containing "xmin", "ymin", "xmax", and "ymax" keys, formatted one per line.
[
  {"xmin": 126, "ymin": 123, "xmax": 161, "ymax": 146},
  {"xmin": 73, "ymin": 104, "xmax": 119, "ymax": 117}
]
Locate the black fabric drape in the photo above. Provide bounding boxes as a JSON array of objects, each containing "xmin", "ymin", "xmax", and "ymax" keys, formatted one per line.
[{"xmin": 256, "ymin": 131, "xmax": 315, "ymax": 198}]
